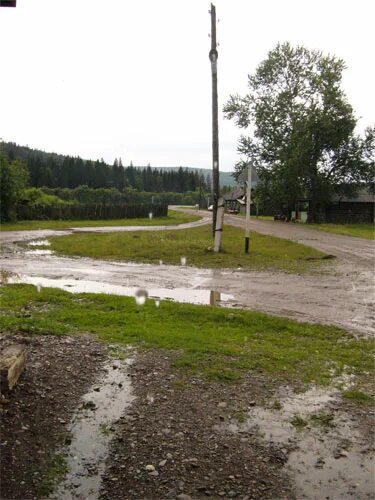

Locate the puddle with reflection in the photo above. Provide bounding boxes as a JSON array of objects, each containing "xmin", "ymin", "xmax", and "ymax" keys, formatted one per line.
[
  {"xmin": 24, "ymin": 249, "xmax": 53, "ymax": 256},
  {"xmin": 50, "ymin": 355, "xmax": 134, "ymax": 500},
  {"xmin": 10, "ymin": 275, "xmax": 233, "ymax": 306},
  {"xmin": 28, "ymin": 239, "xmax": 51, "ymax": 246},
  {"xmin": 215, "ymin": 384, "xmax": 374, "ymax": 499}
]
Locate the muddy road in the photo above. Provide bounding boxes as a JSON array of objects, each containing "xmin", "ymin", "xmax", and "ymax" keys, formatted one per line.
[
  {"xmin": 1, "ymin": 336, "xmax": 373, "ymax": 500},
  {"xmin": 1, "ymin": 214, "xmax": 374, "ymax": 499},
  {"xmin": 0, "ymin": 209, "xmax": 374, "ymax": 336}
]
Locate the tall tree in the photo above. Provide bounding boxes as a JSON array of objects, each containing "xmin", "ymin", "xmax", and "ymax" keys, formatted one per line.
[
  {"xmin": 0, "ymin": 155, "xmax": 29, "ymax": 221},
  {"xmin": 224, "ymin": 42, "xmax": 374, "ymax": 220}
]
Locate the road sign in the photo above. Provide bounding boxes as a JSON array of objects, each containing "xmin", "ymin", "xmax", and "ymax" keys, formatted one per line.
[{"xmin": 238, "ymin": 166, "xmax": 259, "ymax": 184}]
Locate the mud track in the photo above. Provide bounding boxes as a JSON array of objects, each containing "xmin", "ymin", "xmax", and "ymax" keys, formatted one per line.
[{"xmin": 0, "ymin": 208, "xmax": 373, "ymax": 337}]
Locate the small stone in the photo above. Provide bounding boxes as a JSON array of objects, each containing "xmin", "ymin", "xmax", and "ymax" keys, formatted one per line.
[
  {"xmin": 149, "ymin": 470, "xmax": 159, "ymax": 477},
  {"xmin": 228, "ymin": 491, "xmax": 236, "ymax": 498},
  {"xmin": 177, "ymin": 495, "xmax": 193, "ymax": 500},
  {"xmin": 166, "ymin": 453, "xmax": 173, "ymax": 459},
  {"xmin": 145, "ymin": 464, "xmax": 155, "ymax": 472},
  {"xmin": 159, "ymin": 459, "xmax": 167, "ymax": 467},
  {"xmin": 218, "ymin": 402, "xmax": 227, "ymax": 408}
]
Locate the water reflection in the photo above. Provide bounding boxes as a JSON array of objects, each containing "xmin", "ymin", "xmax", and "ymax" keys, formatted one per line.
[{"xmin": 10, "ymin": 275, "xmax": 232, "ymax": 307}]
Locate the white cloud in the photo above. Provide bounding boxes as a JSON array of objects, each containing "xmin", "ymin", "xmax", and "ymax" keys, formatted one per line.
[{"xmin": 0, "ymin": 0, "xmax": 373, "ymax": 170}]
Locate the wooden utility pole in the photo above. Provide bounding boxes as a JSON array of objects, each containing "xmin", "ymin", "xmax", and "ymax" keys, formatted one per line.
[
  {"xmin": 245, "ymin": 162, "xmax": 252, "ymax": 254},
  {"xmin": 209, "ymin": 3, "xmax": 220, "ymax": 242}
]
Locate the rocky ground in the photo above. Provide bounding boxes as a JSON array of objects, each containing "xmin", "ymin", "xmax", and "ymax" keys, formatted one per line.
[
  {"xmin": 0, "ymin": 333, "xmax": 106, "ymax": 500},
  {"xmin": 1, "ymin": 336, "xmax": 374, "ymax": 500},
  {"xmin": 100, "ymin": 350, "xmax": 295, "ymax": 500}
]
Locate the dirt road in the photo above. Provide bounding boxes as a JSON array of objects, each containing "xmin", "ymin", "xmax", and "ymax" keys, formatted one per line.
[{"xmin": 0, "ymin": 210, "xmax": 374, "ymax": 336}]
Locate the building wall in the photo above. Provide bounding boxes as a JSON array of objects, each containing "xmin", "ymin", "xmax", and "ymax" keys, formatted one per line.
[{"xmin": 324, "ymin": 202, "xmax": 374, "ymax": 223}]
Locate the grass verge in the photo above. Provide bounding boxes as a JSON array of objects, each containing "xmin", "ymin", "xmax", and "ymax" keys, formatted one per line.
[
  {"xmin": 0, "ymin": 209, "xmax": 200, "ymax": 231},
  {"xmin": 0, "ymin": 284, "xmax": 373, "ymax": 388},
  {"xmin": 38, "ymin": 454, "xmax": 68, "ymax": 496},
  {"xmin": 47, "ymin": 224, "xmax": 330, "ymax": 274},
  {"xmin": 307, "ymin": 223, "xmax": 374, "ymax": 240}
]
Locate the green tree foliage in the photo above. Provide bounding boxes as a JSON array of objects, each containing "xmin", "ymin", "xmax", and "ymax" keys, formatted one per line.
[
  {"xmin": 0, "ymin": 154, "xmax": 29, "ymax": 221},
  {"xmin": 2, "ymin": 142, "xmax": 209, "ymax": 195},
  {"xmin": 224, "ymin": 42, "xmax": 375, "ymax": 220}
]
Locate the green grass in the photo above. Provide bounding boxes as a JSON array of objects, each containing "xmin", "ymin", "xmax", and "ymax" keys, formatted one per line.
[
  {"xmin": 0, "ymin": 284, "xmax": 373, "ymax": 387},
  {"xmin": 307, "ymin": 223, "xmax": 374, "ymax": 240},
  {"xmin": 38, "ymin": 454, "xmax": 68, "ymax": 496},
  {"xmin": 0, "ymin": 209, "xmax": 200, "ymax": 231},
  {"xmin": 235, "ymin": 215, "xmax": 374, "ymax": 239},
  {"xmin": 47, "ymin": 224, "xmax": 330, "ymax": 274},
  {"xmin": 290, "ymin": 415, "xmax": 308, "ymax": 429},
  {"xmin": 343, "ymin": 389, "xmax": 374, "ymax": 404}
]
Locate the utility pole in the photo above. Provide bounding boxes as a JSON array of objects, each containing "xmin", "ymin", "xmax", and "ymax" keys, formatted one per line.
[
  {"xmin": 245, "ymin": 162, "xmax": 252, "ymax": 254},
  {"xmin": 209, "ymin": 3, "xmax": 219, "ymax": 239}
]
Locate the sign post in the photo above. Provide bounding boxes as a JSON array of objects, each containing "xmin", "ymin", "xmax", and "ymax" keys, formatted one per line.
[{"xmin": 245, "ymin": 163, "xmax": 252, "ymax": 254}]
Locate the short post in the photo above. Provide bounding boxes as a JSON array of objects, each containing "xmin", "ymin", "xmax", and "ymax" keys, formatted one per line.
[
  {"xmin": 245, "ymin": 163, "xmax": 252, "ymax": 254},
  {"xmin": 214, "ymin": 197, "xmax": 225, "ymax": 253}
]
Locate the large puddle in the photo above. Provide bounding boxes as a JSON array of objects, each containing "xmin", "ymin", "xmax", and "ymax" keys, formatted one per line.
[
  {"xmin": 50, "ymin": 353, "xmax": 134, "ymax": 500},
  {"xmin": 10, "ymin": 275, "xmax": 233, "ymax": 306},
  {"xmin": 215, "ymin": 384, "xmax": 374, "ymax": 499}
]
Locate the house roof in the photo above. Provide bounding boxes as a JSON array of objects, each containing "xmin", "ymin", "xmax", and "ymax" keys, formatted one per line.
[
  {"xmin": 333, "ymin": 188, "xmax": 374, "ymax": 203},
  {"xmin": 223, "ymin": 188, "xmax": 244, "ymax": 201}
]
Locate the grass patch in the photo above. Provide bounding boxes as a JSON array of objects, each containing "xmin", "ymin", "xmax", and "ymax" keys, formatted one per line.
[
  {"xmin": 290, "ymin": 415, "xmax": 308, "ymax": 429},
  {"xmin": 307, "ymin": 223, "xmax": 374, "ymax": 240},
  {"xmin": 310, "ymin": 412, "xmax": 335, "ymax": 428},
  {"xmin": 48, "ymin": 224, "xmax": 329, "ymax": 274},
  {"xmin": 99, "ymin": 423, "xmax": 114, "ymax": 435},
  {"xmin": 0, "ymin": 284, "xmax": 373, "ymax": 387},
  {"xmin": 38, "ymin": 454, "xmax": 68, "ymax": 496},
  {"xmin": 0, "ymin": 209, "xmax": 200, "ymax": 231},
  {"xmin": 343, "ymin": 389, "xmax": 374, "ymax": 404}
]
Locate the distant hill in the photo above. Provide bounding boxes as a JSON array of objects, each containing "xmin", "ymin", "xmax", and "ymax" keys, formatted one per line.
[
  {"xmin": 2, "ymin": 142, "xmax": 236, "ymax": 189},
  {"xmin": 2, "ymin": 141, "xmax": 237, "ymax": 192},
  {"xmin": 156, "ymin": 167, "xmax": 236, "ymax": 188}
]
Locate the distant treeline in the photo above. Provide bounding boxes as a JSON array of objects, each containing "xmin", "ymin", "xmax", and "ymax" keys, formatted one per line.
[
  {"xmin": 17, "ymin": 202, "xmax": 168, "ymax": 221},
  {"xmin": 3, "ymin": 142, "xmax": 211, "ymax": 193},
  {"xmin": 40, "ymin": 186, "xmax": 208, "ymax": 207}
]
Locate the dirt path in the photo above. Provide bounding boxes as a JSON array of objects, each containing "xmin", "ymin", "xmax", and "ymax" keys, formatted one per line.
[
  {"xmin": 1, "ymin": 214, "xmax": 374, "ymax": 499},
  {"xmin": 2, "ymin": 337, "xmax": 373, "ymax": 499},
  {"xmin": 1, "ymin": 210, "xmax": 374, "ymax": 336}
]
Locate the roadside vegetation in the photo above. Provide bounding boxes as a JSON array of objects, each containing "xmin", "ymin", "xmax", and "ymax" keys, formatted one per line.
[
  {"xmin": 0, "ymin": 284, "xmax": 373, "ymax": 390},
  {"xmin": 235, "ymin": 214, "xmax": 374, "ymax": 240},
  {"xmin": 307, "ymin": 223, "xmax": 374, "ymax": 240},
  {"xmin": 0, "ymin": 209, "xmax": 200, "ymax": 231},
  {"xmin": 46, "ymin": 224, "xmax": 332, "ymax": 274}
]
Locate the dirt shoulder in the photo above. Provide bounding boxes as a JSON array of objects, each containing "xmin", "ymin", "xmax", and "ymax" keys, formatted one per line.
[
  {"xmin": 0, "ymin": 333, "xmax": 106, "ymax": 500},
  {"xmin": 100, "ymin": 349, "xmax": 295, "ymax": 500},
  {"xmin": 1, "ymin": 338, "xmax": 373, "ymax": 500}
]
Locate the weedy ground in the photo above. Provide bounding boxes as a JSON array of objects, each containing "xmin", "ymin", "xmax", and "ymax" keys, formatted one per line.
[
  {"xmin": 0, "ymin": 284, "xmax": 373, "ymax": 392},
  {"xmin": 0, "ymin": 209, "xmax": 199, "ymax": 231},
  {"xmin": 46, "ymin": 224, "xmax": 331, "ymax": 274}
]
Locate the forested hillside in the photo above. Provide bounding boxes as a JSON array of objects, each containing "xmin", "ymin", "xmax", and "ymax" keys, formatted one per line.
[{"xmin": 1, "ymin": 142, "xmax": 234, "ymax": 193}]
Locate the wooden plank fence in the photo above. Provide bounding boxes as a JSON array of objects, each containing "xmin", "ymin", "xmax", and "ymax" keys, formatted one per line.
[{"xmin": 16, "ymin": 203, "xmax": 168, "ymax": 221}]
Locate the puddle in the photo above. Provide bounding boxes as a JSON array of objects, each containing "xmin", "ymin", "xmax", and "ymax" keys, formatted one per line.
[
  {"xmin": 24, "ymin": 249, "xmax": 53, "ymax": 255},
  {"xmin": 10, "ymin": 275, "xmax": 233, "ymax": 306},
  {"xmin": 28, "ymin": 239, "xmax": 51, "ymax": 246},
  {"xmin": 50, "ymin": 355, "xmax": 134, "ymax": 500},
  {"xmin": 215, "ymin": 384, "xmax": 375, "ymax": 499}
]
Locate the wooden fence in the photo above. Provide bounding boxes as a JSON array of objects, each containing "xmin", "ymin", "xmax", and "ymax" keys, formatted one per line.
[{"xmin": 16, "ymin": 203, "xmax": 168, "ymax": 221}]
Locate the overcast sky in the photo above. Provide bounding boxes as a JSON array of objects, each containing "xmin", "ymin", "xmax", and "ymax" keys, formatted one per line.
[{"xmin": 1, "ymin": 0, "xmax": 374, "ymax": 171}]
